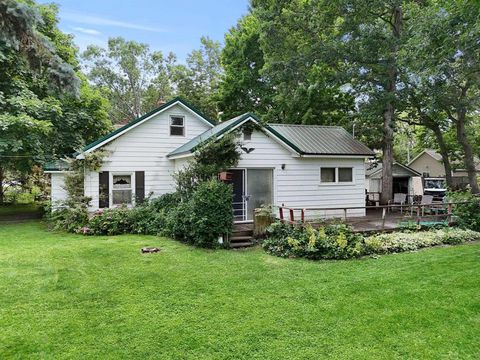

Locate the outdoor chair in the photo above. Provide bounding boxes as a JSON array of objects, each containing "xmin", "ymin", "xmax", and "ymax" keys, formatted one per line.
[
  {"xmin": 389, "ymin": 193, "xmax": 407, "ymax": 214},
  {"xmin": 412, "ymin": 195, "xmax": 433, "ymax": 217}
]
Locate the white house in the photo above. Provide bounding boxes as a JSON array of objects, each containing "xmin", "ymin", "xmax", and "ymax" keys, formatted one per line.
[{"xmin": 45, "ymin": 98, "xmax": 375, "ymax": 222}]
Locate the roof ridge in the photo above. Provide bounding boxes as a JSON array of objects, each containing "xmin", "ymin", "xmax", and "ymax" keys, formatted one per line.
[{"xmin": 268, "ymin": 123, "xmax": 344, "ymax": 129}]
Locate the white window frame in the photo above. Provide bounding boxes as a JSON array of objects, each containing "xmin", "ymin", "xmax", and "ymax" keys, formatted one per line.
[
  {"xmin": 319, "ymin": 167, "xmax": 355, "ymax": 185},
  {"xmin": 110, "ymin": 172, "xmax": 135, "ymax": 207},
  {"xmin": 170, "ymin": 115, "xmax": 185, "ymax": 137}
]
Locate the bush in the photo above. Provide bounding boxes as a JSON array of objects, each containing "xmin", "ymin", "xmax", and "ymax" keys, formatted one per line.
[
  {"xmin": 263, "ymin": 221, "xmax": 365, "ymax": 260},
  {"xmin": 363, "ymin": 228, "xmax": 480, "ymax": 254},
  {"xmin": 45, "ymin": 201, "xmax": 89, "ymax": 233},
  {"xmin": 263, "ymin": 222, "xmax": 480, "ymax": 260},
  {"xmin": 165, "ymin": 179, "xmax": 233, "ymax": 248},
  {"xmin": 448, "ymin": 191, "xmax": 480, "ymax": 231},
  {"xmin": 86, "ymin": 206, "xmax": 134, "ymax": 235}
]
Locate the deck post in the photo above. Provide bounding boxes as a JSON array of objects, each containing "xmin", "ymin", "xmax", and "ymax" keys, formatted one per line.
[
  {"xmin": 279, "ymin": 207, "xmax": 284, "ymax": 221},
  {"xmin": 289, "ymin": 208, "xmax": 294, "ymax": 223},
  {"xmin": 381, "ymin": 208, "xmax": 386, "ymax": 230},
  {"xmin": 301, "ymin": 209, "xmax": 305, "ymax": 223},
  {"xmin": 343, "ymin": 208, "xmax": 347, "ymax": 221},
  {"xmin": 448, "ymin": 202, "xmax": 453, "ymax": 224},
  {"xmin": 416, "ymin": 205, "xmax": 421, "ymax": 225}
]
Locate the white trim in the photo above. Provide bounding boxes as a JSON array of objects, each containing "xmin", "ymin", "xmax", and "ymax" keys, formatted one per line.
[
  {"xmin": 76, "ymin": 100, "xmax": 214, "ymax": 159},
  {"xmin": 216, "ymin": 116, "xmax": 301, "ymax": 156},
  {"xmin": 169, "ymin": 114, "xmax": 186, "ymax": 137},
  {"xmin": 110, "ymin": 171, "xmax": 135, "ymax": 208}
]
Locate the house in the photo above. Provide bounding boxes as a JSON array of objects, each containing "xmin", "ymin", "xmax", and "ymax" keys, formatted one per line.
[
  {"xmin": 408, "ymin": 149, "xmax": 480, "ymax": 189},
  {"xmin": 365, "ymin": 161, "xmax": 422, "ymax": 204},
  {"xmin": 45, "ymin": 97, "xmax": 375, "ymax": 222}
]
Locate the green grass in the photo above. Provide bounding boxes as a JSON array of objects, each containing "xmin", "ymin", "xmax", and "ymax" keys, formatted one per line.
[
  {"xmin": 1, "ymin": 221, "xmax": 479, "ymax": 359},
  {"xmin": 0, "ymin": 203, "xmax": 42, "ymax": 217}
]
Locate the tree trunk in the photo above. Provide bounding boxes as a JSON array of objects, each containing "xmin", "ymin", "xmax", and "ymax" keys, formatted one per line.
[
  {"xmin": 380, "ymin": 5, "xmax": 403, "ymax": 205},
  {"xmin": 0, "ymin": 165, "xmax": 4, "ymax": 204},
  {"xmin": 456, "ymin": 111, "xmax": 480, "ymax": 193},
  {"xmin": 431, "ymin": 125, "xmax": 453, "ymax": 188},
  {"xmin": 381, "ymin": 101, "xmax": 395, "ymax": 204}
]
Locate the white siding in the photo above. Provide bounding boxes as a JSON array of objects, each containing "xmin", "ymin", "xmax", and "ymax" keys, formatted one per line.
[
  {"xmin": 84, "ymin": 104, "xmax": 211, "ymax": 210},
  {"xmin": 235, "ymin": 130, "xmax": 366, "ymax": 218},
  {"xmin": 50, "ymin": 173, "xmax": 68, "ymax": 206}
]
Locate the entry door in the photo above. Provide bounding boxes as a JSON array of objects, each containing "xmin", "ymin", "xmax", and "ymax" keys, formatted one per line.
[
  {"xmin": 246, "ymin": 169, "xmax": 273, "ymax": 221},
  {"xmin": 229, "ymin": 169, "xmax": 246, "ymax": 222}
]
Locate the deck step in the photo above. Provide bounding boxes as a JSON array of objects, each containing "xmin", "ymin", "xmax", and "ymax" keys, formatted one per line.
[
  {"xmin": 230, "ymin": 241, "xmax": 254, "ymax": 248},
  {"xmin": 231, "ymin": 230, "xmax": 253, "ymax": 237},
  {"xmin": 230, "ymin": 235, "xmax": 253, "ymax": 242}
]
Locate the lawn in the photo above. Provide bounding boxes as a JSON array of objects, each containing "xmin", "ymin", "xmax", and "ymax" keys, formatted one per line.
[
  {"xmin": 0, "ymin": 203, "xmax": 42, "ymax": 217},
  {"xmin": 1, "ymin": 221, "xmax": 479, "ymax": 359}
]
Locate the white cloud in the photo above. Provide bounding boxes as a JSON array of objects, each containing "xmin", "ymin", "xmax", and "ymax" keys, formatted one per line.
[
  {"xmin": 72, "ymin": 27, "xmax": 101, "ymax": 36},
  {"xmin": 63, "ymin": 11, "xmax": 168, "ymax": 33}
]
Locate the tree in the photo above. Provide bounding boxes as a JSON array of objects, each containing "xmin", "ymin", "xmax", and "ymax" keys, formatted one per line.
[
  {"xmin": 174, "ymin": 37, "xmax": 222, "ymax": 119},
  {"xmin": 0, "ymin": 1, "xmax": 111, "ymax": 203},
  {"xmin": 82, "ymin": 37, "xmax": 175, "ymax": 123},
  {"xmin": 218, "ymin": 14, "xmax": 275, "ymax": 120},
  {"xmin": 404, "ymin": 0, "xmax": 480, "ymax": 193}
]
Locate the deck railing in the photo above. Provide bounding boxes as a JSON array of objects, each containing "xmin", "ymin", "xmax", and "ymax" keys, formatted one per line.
[{"xmin": 277, "ymin": 201, "xmax": 473, "ymax": 231}]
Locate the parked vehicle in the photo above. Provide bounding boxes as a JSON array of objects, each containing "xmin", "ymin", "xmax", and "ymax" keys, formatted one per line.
[{"xmin": 423, "ymin": 178, "xmax": 447, "ymax": 200}]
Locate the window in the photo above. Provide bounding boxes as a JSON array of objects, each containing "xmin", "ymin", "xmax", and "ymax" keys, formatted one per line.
[
  {"xmin": 320, "ymin": 167, "xmax": 354, "ymax": 184},
  {"xmin": 321, "ymin": 168, "xmax": 336, "ymax": 183},
  {"xmin": 338, "ymin": 167, "xmax": 353, "ymax": 182},
  {"xmin": 243, "ymin": 129, "xmax": 252, "ymax": 141},
  {"xmin": 170, "ymin": 115, "xmax": 185, "ymax": 136},
  {"xmin": 112, "ymin": 174, "xmax": 132, "ymax": 205}
]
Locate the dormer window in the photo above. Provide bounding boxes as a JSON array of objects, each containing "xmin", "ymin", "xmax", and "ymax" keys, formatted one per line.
[{"xmin": 170, "ymin": 115, "xmax": 185, "ymax": 136}]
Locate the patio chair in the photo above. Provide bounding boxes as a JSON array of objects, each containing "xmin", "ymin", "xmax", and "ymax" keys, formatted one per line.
[
  {"xmin": 418, "ymin": 195, "xmax": 434, "ymax": 216},
  {"xmin": 389, "ymin": 193, "xmax": 407, "ymax": 214}
]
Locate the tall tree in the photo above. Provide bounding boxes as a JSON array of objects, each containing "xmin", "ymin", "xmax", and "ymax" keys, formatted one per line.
[
  {"xmin": 404, "ymin": 0, "xmax": 480, "ymax": 193},
  {"xmin": 174, "ymin": 36, "xmax": 222, "ymax": 119},
  {"xmin": 0, "ymin": 1, "xmax": 111, "ymax": 202},
  {"xmin": 218, "ymin": 14, "xmax": 275, "ymax": 120},
  {"xmin": 82, "ymin": 38, "xmax": 175, "ymax": 123}
]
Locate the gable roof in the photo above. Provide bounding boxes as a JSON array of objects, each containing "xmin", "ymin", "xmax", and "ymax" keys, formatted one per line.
[
  {"xmin": 167, "ymin": 114, "xmax": 375, "ymax": 159},
  {"xmin": 408, "ymin": 149, "xmax": 443, "ymax": 166},
  {"xmin": 366, "ymin": 161, "xmax": 421, "ymax": 178},
  {"xmin": 75, "ymin": 97, "xmax": 215, "ymax": 158}
]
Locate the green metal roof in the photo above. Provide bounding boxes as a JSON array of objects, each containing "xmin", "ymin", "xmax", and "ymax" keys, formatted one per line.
[
  {"xmin": 268, "ymin": 124, "xmax": 375, "ymax": 156},
  {"xmin": 168, "ymin": 116, "xmax": 374, "ymax": 158},
  {"xmin": 167, "ymin": 113, "xmax": 255, "ymax": 158},
  {"xmin": 76, "ymin": 97, "xmax": 216, "ymax": 157},
  {"xmin": 43, "ymin": 159, "xmax": 70, "ymax": 172}
]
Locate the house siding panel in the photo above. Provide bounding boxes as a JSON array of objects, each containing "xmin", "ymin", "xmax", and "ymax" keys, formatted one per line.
[
  {"xmin": 83, "ymin": 104, "xmax": 211, "ymax": 211},
  {"xmin": 235, "ymin": 130, "xmax": 366, "ymax": 218},
  {"xmin": 50, "ymin": 173, "xmax": 68, "ymax": 206}
]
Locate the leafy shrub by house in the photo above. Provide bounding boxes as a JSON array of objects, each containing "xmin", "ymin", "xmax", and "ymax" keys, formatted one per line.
[
  {"xmin": 165, "ymin": 179, "xmax": 233, "ymax": 248},
  {"xmin": 45, "ymin": 200, "xmax": 89, "ymax": 233},
  {"xmin": 448, "ymin": 191, "xmax": 480, "ymax": 231},
  {"xmin": 262, "ymin": 221, "xmax": 364, "ymax": 259}
]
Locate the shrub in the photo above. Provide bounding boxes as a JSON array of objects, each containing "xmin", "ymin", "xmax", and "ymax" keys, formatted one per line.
[
  {"xmin": 448, "ymin": 191, "xmax": 480, "ymax": 231},
  {"xmin": 87, "ymin": 206, "xmax": 133, "ymax": 235},
  {"xmin": 165, "ymin": 179, "xmax": 233, "ymax": 248},
  {"xmin": 45, "ymin": 200, "xmax": 89, "ymax": 233},
  {"xmin": 363, "ymin": 228, "xmax": 480, "ymax": 254},
  {"xmin": 263, "ymin": 221, "xmax": 364, "ymax": 260}
]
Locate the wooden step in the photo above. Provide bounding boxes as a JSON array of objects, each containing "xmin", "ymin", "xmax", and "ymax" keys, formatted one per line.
[
  {"xmin": 230, "ymin": 235, "xmax": 253, "ymax": 242},
  {"xmin": 231, "ymin": 230, "xmax": 253, "ymax": 237},
  {"xmin": 230, "ymin": 241, "xmax": 254, "ymax": 248}
]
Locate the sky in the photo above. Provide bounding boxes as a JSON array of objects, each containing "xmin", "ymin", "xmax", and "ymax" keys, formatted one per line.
[{"xmin": 37, "ymin": 0, "xmax": 250, "ymax": 62}]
